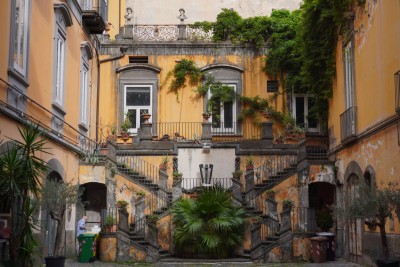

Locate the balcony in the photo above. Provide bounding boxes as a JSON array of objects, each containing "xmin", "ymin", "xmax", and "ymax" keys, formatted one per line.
[
  {"xmin": 340, "ymin": 106, "xmax": 357, "ymax": 143},
  {"xmin": 81, "ymin": 0, "xmax": 107, "ymax": 34}
]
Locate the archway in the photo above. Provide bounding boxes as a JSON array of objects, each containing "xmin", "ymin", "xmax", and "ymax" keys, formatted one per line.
[
  {"xmin": 308, "ymin": 182, "xmax": 336, "ymax": 231},
  {"xmin": 79, "ymin": 182, "xmax": 107, "ymax": 229}
]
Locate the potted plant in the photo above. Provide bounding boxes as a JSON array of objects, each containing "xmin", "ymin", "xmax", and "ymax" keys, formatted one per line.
[
  {"xmin": 265, "ymin": 189, "xmax": 276, "ymax": 199},
  {"xmin": 146, "ymin": 214, "xmax": 159, "ymax": 225},
  {"xmin": 316, "ymin": 209, "xmax": 333, "ymax": 232},
  {"xmin": 282, "ymin": 199, "xmax": 294, "ymax": 211},
  {"xmin": 103, "ymin": 215, "xmax": 116, "ymax": 233},
  {"xmin": 136, "ymin": 191, "xmax": 146, "ymax": 198},
  {"xmin": 245, "ymin": 155, "xmax": 254, "ymax": 170},
  {"xmin": 202, "ymin": 111, "xmax": 211, "ymax": 122},
  {"xmin": 120, "ymin": 111, "xmax": 132, "ymax": 139},
  {"xmin": 140, "ymin": 111, "xmax": 151, "ymax": 124},
  {"xmin": 41, "ymin": 179, "xmax": 81, "ymax": 267},
  {"xmin": 232, "ymin": 170, "xmax": 243, "ymax": 179},
  {"xmin": 274, "ymin": 131, "xmax": 286, "ymax": 144},
  {"xmin": 159, "ymin": 155, "xmax": 169, "ymax": 171},
  {"xmin": 261, "ymin": 107, "xmax": 272, "ymax": 121},
  {"xmin": 173, "ymin": 170, "xmax": 183, "ymax": 180}
]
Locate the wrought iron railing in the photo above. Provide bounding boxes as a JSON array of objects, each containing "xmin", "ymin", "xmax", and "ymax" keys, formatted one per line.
[
  {"xmin": 211, "ymin": 121, "xmax": 263, "ymax": 141},
  {"xmin": 340, "ymin": 106, "xmax": 357, "ymax": 142},
  {"xmin": 116, "ymin": 154, "xmax": 160, "ymax": 188},
  {"xmin": 252, "ymin": 153, "xmax": 298, "ymax": 188},
  {"xmin": 0, "ymin": 78, "xmax": 98, "ymax": 157},
  {"xmin": 153, "ymin": 122, "xmax": 202, "ymax": 141},
  {"xmin": 100, "ymin": 207, "xmax": 117, "ymax": 229},
  {"xmin": 181, "ymin": 177, "xmax": 233, "ymax": 192},
  {"xmin": 81, "ymin": 0, "xmax": 107, "ymax": 18},
  {"xmin": 305, "ymin": 137, "xmax": 329, "ymax": 161}
]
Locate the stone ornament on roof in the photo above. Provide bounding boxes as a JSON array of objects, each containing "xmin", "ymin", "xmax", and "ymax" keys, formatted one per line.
[{"xmin": 177, "ymin": 8, "xmax": 187, "ymax": 23}]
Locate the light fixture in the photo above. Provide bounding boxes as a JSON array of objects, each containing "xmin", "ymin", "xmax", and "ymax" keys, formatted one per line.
[{"xmin": 199, "ymin": 164, "xmax": 213, "ymax": 187}]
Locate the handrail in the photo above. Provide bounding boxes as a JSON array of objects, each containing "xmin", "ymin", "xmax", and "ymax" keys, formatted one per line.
[{"xmin": 0, "ymin": 78, "xmax": 98, "ymax": 155}]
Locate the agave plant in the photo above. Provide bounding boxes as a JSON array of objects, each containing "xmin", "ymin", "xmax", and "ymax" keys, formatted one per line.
[{"xmin": 170, "ymin": 185, "xmax": 248, "ymax": 258}]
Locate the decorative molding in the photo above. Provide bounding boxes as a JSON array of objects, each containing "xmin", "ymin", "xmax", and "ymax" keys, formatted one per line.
[
  {"xmin": 116, "ymin": 64, "xmax": 161, "ymax": 74},
  {"xmin": 54, "ymin": 3, "xmax": 73, "ymax": 27},
  {"xmin": 201, "ymin": 63, "xmax": 244, "ymax": 73},
  {"xmin": 80, "ymin": 41, "xmax": 93, "ymax": 59}
]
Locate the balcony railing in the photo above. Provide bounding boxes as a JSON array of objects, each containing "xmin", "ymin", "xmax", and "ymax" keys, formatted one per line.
[
  {"xmin": 153, "ymin": 122, "xmax": 202, "ymax": 141},
  {"xmin": 81, "ymin": 0, "xmax": 107, "ymax": 34},
  {"xmin": 0, "ymin": 78, "xmax": 98, "ymax": 157},
  {"xmin": 181, "ymin": 178, "xmax": 233, "ymax": 193},
  {"xmin": 340, "ymin": 106, "xmax": 357, "ymax": 142},
  {"xmin": 121, "ymin": 25, "xmax": 213, "ymax": 42}
]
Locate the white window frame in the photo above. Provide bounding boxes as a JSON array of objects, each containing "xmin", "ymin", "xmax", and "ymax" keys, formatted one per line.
[
  {"xmin": 292, "ymin": 94, "xmax": 319, "ymax": 133},
  {"xmin": 54, "ymin": 32, "xmax": 66, "ymax": 107},
  {"xmin": 79, "ymin": 57, "xmax": 89, "ymax": 127},
  {"xmin": 13, "ymin": 0, "xmax": 30, "ymax": 76},
  {"xmin": 209, "ymin": 84, "xmax": 237, "ymax": 134},
  {"xmin": 124, "ymin": 85, "xmax": 152, "ymax": 134},
  {"xmin": 344, "ymin": 40, "xmax": 355, "ymax": 109}
]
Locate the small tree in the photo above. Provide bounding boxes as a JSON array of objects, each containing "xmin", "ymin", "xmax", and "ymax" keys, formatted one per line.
[
  {"xmin": 336, "ymin": 182, "xmax": 400, "ymax": 261},
  {"xmin": 40, "ymin": 179, "xmax": 81, "ymax": 256}
]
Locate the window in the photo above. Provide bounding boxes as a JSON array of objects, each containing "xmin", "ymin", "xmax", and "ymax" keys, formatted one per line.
[
  {"xmin": 210, "ymin": 84, "xmax": 236, "ymax": 134},
  {"xmin": 292, "ymin": 95, "xmax": 319, "ymax": 132},
  {"xmin": 54, "ymin": 33, "xmax": 66, "ymax": 107},
  {"xmin": 129, "ymin": 56, "xmax": 148, "ymax": 64},
  {"xmin": 124, "ymin": 85, "xmax": 152, "ymax": 133},
  {"xmin": 12, "ymin": 0, "xmax": 30, "ymax": 76},
  {"xmin": 344, "ymin": 40, "xmax": 355, "ymax": 109},
  {"xmin": 267, "ymin": 80, "xmax": 279, "ymax": 93},
  {"xmin": 51, "ymin": 4, "xmax": 72, "ymax": 131},
  {"xmin": 79, "ymin": 52, "xmax": 89, "ymax": 128}
]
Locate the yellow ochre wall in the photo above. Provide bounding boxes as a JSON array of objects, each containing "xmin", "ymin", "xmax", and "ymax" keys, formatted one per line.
[
  {"xmin": 99, "ymin": 54, "xmax": 281, "ymax": 132},
  {"xmin": 329, "ymin": 0, "xmax": 400, "ymax": 143}
]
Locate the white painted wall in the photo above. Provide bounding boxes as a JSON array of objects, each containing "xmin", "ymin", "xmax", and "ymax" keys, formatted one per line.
[
  {"xmin": 178, "ymin": 148, "xmax": 236, "ymax": 179},
  {"xmin": 127, "ymin": 0, "xmax": 301, "ymax": 25}
]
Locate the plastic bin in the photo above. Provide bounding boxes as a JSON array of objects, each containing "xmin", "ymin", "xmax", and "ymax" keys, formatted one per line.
[
  {"xmin": 77, "ymin": 233, "xmax": 97, "ymax": 263},
  {"xmin": 310, "ymin": 236, "xmax": 328, "ymax": 263},
  {"xmin": 317, "ymin": 232, "xmax": 335, "ymax": 261}
]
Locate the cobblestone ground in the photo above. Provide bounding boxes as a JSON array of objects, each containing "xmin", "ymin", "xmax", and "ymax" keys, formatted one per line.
[{"xmin": 64, "ymin": 257, "xmax": 365, "ymax": 267}]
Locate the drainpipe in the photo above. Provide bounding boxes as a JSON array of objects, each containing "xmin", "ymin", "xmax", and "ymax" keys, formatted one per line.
[{"xmin": 95, "ymin": 47, "xmax": 127, "ymax": 144}]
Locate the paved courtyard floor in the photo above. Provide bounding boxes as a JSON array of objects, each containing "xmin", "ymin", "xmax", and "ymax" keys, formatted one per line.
[{"xmin": 64, "ymin": 257, "xmax": 365, "ymax": 267}]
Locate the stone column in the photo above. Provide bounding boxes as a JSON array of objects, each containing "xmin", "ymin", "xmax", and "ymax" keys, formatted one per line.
[
  {"xmin": 201, "ymin": 122, "xmax": 212, "ymax": 141},
  {"xmin": 140, "ymin": 123, "xmax": 153, "ymax": 141},
  {"xmin": 262, "ymin": 122, "xmax": 273, "ymax": 143},
  {"xmin": 245, "ymin": 170, "xmax": 255, "ymax": 206},
  {"xmin": 172, "ymin": 179, "xmax": 182, "ymax": 202},
  {"xmin": 177, "ymin": 24, "xmax": 187, "ymax": 41},
  {"xmin": 231, "ymin": 177, "xmax": 242, "ymax": 203}
]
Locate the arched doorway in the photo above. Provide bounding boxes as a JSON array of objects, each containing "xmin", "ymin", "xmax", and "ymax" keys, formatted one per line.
[
  {"xmin": 78, "ymin": 182, "xmax": 107, "ymax": 229},
  {"xmin": 346, "ymin": 174, "xmax": 362, "ymax": 262},
  {"xmin": 43, "ymin": 171, "xmax": 62, "ymax": 256},
  {"xmin": 309, "ymin": 182, "xmax": 336, "ymax": 232}
]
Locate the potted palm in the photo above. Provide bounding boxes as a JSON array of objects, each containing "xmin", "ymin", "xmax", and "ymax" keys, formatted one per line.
[
  {"xmin": 159, "ymin": 155, "xmax": 169, "ymax": 171},
  {"xmin": 245, "ymin": 155, "xmax": 254, "ymax": 170},
  {"xmin": 41, "ymin": 179, "xmax": 81, "ymax": 267},
  {"xmin": 120, "ymin": 111, "xmax": 132, "ymax": 141}
]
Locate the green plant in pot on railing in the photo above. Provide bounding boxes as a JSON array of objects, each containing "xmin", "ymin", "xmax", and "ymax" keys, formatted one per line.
[
  {"xmin": 159, "ymin": 155, "xmax": 169, "ymax": 171},
  {"xmin": 103, "ymin": 215, "xmax": 116, "ymax": 233},
  {"xmin": 245, "ymin": 155, "xmax": 254, "ymax": 170},
  {"xmin": 282, "ymin": 199, "xmax": 294, "ymax": 211},
  {"xmin": 120, "ymin": 111, "xmax": 132, "ymax": 138},
  {"xmin": 173, "ymin": 171, "xmax": 183, "ymax": 180}
]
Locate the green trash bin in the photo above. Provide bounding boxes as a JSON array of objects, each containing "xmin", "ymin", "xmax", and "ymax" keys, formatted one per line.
[{"xmin": 77, "ymin": 233, "xmax": 97, "ymax": 263}]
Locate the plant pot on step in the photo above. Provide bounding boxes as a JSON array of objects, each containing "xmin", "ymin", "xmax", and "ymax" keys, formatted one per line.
[{"xmin": 45, "ymin": 256, "xmax": 66, "ymax": 267}]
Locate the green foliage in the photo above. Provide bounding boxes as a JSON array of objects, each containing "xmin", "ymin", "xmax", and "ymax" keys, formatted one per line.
[
  {"xmin": 121, "ymin": 111, "xmax": 132, "ymax": 133},
  {"xmin": 0, "ymin": 125, "xmax": 49, "ymax": 265},
  {"xmin": 104, "ymin": 215, "xmax": 116, "ymax": 227},
  {"xmin": 335, "ymin": 182, "xmax": 400, "ymax": 260},
  {"xmin": 282, "ymin": 199, "xmax": 294, "ymax": 210},
  {"xmin": 170, "ymin": 185, "xmax": 249, "ymax": 258},
  {"xmin": 117, "ymin": 200, "xmax": 129, "ymax": 210},
  {"xmin": 161, "ymin": 59, "xmax": 203, "ymax": 100},
  {"xmin": 316, "ymin": 210, "xmax": 333, "ymax": 231}
]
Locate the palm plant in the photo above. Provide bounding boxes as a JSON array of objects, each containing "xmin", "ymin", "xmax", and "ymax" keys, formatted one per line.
[
  {"xmin": 170, "ymin": 185, "xmax": 248, "ymax": 258},
  {"xmin": 0, "ymin": 125, "xmax": 49, "ymax": 266}
]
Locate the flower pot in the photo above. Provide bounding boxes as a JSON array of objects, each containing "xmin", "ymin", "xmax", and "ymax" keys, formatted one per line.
[
  {"xmin": 45, "ymin": 256, "xmax": 66, "ymax": 267},
  {"xmin": 141, "ymin": 113, "xmax": 151, "ymax": 123}
]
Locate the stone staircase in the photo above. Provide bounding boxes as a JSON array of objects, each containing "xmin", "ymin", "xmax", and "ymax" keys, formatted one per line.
[{"xmin": 116, "ymin": 163, "xmax": 160, "ymax": 191}]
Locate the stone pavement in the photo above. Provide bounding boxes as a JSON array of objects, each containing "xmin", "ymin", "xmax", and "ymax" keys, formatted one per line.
[{"xmin": 65, "ymin": 257, "xmax": 365, "ymax": 267}]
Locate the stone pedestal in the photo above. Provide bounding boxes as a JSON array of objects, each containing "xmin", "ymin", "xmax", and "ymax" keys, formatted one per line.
[
  {"xmin": 99, "ymin": 233, "xmax": 117, "ymax": 262},
  {"xmin": 140, "ymin": 123, "xmax": 153, "ymax": 141},
  {"xmin": 201, "ymin": 122, "xmax": 212, "ymax": 141},
  {"xmin": 118, "ymin": 209, "xmax": 129, "ymax": 233},
  {"xmin": 177, "ymin": 24, "xmax": 187, "ymax": 41},
  {"xmin": 122, "ymin": 25, "xmax": 134, "ymax": 39}
]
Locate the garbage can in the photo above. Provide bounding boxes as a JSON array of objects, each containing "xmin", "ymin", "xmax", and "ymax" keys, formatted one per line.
[
  {"xmin": 310, "ymin": 236, "xmax": 328, "ymax": 263},
  {"xmin": 77, "ymin": 233, "xmax": 97, "ymax": 263},
  {"xmin": 317, "ymin": 232, "xmax": 335, "ymax": 261}
]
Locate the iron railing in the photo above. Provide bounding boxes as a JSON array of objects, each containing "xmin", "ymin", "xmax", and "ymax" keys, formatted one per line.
[
  {"xmin": 181, "ymin": 177, "xmax": 233, "ymax": 192},
  {"xmin": 305, "ymin": 137, "xmax": 329, "ymax": 161},
  {"xmin": 81, "ymin": 0, "xmax": 107, "ymax": 19},
  {"xmin": 0, "ymin": 78, "xmax": 98, "ymax": 157},
  {"xmin": 340, "ymin": 106, "xmax": 357, "ymax": 142},
  {"xmin": 116, "ymin": 155, "xmax": 160, "ymax": 189},
  {"xmin": 153, "ymin": 122, "xmax": 202, "ymax": 141},
  {"xmin": 100, "ymin": 207, "xmax": 117, "ymax": 229},
  {"xmin": 211, "ymin": 121, "xmax": 263, "ymax": 141},
  {"xmin": 252, "ymin": 153, "xmax": 298, "ymax": 188}
]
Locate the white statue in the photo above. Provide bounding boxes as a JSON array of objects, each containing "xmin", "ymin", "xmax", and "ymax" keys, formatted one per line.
[{"xmin": 124, "ymin": 7, "xmax": 134, "ymax": 25}]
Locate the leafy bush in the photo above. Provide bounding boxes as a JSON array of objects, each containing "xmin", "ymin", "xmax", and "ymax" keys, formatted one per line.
[{"xmin": 171, "ymin": 185, "xmax": 250, "ymax": 258}]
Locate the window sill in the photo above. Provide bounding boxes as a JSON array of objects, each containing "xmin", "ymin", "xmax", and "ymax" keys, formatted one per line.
[
  {"xmin": 52, "ymin": 102, "xmax": 66, "ymax": 116},
  {"xmin": 8, "ymin": 68, "xmax": 29, "ymax": 88}
]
